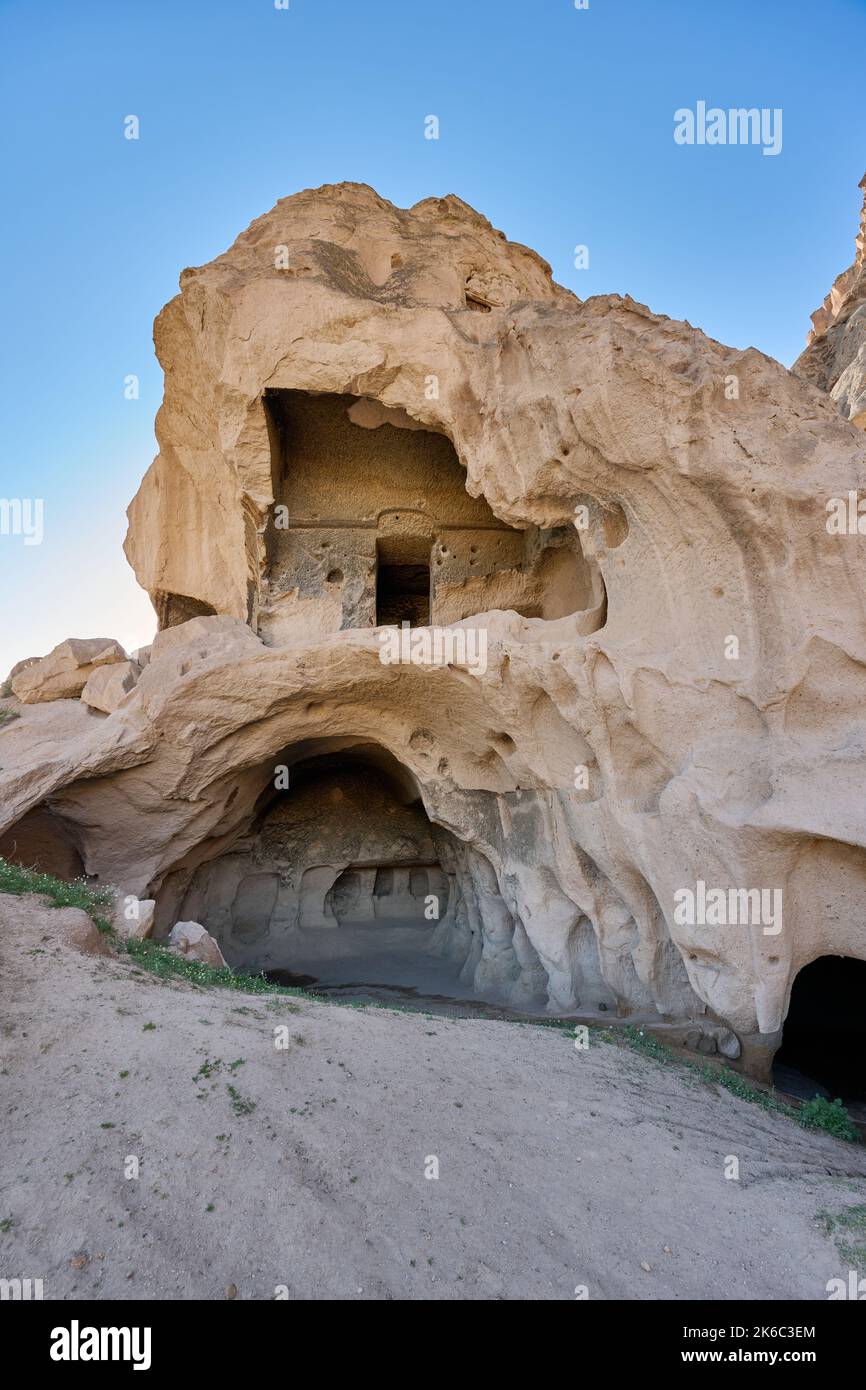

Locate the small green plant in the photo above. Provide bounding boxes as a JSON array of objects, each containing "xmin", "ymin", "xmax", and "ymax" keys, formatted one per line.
[
  {"xmin": 0, "ymin": 707, "xmax": 19, "ymax": 727},
  {"xmin": 799, "ymin": 1096, "xmax": 861, "ymax": 1143},
  {"xmin": 817, "ymin": 1204, "xmax": 866, "ymax": 1268},
  {"xmin": 0, "ymin": 1217, "xmax": 13, "ymax": 1234},
  {"xmin": 227, "ymin": 1084, "xmax": 255, "ymax": 1117},
  {"xmin": 0, "ymin": 856, "xmax": 113, "ymax": 930},
  {"xmin": 193, "ymin": 1058, "xmax": 222, "ymax": 1082}
]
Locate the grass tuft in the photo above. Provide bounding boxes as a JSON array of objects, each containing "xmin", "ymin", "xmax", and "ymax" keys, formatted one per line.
[
  {"xmin": 121, "ymin": 936, "xmax": 310, "ymax": 999},
  {"xmin": 0, "ymin": 856, "xmax": 113, "ymax": 931},
  {"xmin": 817, "ymin": 1204, "xmax": 866, "ymax": 1269},
  {"xmin": 798, "ymin": 1095, "xmax": 861, "ymax": 1143},
  {"xmin": 613, "ymin": 1024, "xmax": 860, "ymax": 1143}
]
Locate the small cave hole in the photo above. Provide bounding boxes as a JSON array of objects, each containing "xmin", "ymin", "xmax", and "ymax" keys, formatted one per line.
[
  {"xmin": 773, "ymin": 955, "xmax": 866, "ymax": 1109},
  {"xmin": 376, "ymin": 558, "xmax": 431, "ymax": 626}
]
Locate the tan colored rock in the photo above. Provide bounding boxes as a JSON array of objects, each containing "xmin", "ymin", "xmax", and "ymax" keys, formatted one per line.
[
  {"xmin": 81, "ymin": 660, "xmax": 141, "ymax": 714},
  {"xmin": 794, "ymin": 172, "xmax": 866, "ymax": 429},
  {"xmin": 35, "ymin": 900, "xmax": 112, "ymax": 957},
  {"xmin": 7, "ymin": 655, "xmax": 39, "ymax": 685},
  {"xmin": 168, "ymin": 920, "xmax": 227, "ymax": 967},
  {"xmin": 111, "ymin": 893, "xmax": 156, "ymax": 940},
  {"xmin": 11, "ymin": 638, "xmax": 127, "ymax": 704},
  {"xmin": 1, "ymin": 181, "xmax": 866, "ymax": 1076}
]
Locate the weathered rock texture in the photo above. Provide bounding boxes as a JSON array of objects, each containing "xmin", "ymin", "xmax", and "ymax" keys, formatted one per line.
[
  {"xmin": 3, "ymin": 182, "xmax": 866, "ymax": 1071},
  {"xmin": 795, "ymin": 173, "xmax": 866, "ymax": 430},
  {"xmin": 81, "ymin": 659, "xmax": 140, "ymax": 714},
  {"xmin": 167, "ymin": 920, "xmax": 227, "ymax": 967},
  {"xmin": 10, "ymin": 638, "xmax": 127, "ymax": 704}
]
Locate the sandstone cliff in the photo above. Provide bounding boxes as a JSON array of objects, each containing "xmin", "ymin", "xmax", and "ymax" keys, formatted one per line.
[
  {"xmin": 4, "ymin": 182, "xmax": 866, "ymax": 1078},
  {"xmin": 795, "ymin": 173, "xmax": 866, "ymax": 429}
]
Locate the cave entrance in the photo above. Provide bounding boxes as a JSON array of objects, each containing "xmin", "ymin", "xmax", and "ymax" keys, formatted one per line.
[
  {"xmin": 0, "ymin": 805, "xmax": 85, "ymax": 881},
  {"xmin": 168, "ymin": 741, "xmax": 474, "ymax": 1004},
  {"xmin": 772, "ymin": 955, "xmax": 866, "ymax": 1109}
]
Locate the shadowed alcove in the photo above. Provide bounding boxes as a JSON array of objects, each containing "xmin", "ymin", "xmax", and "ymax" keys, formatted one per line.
[
  {"xmin": 772, "ymin": 954, "xmax": 866, "ymax": 1113},
  {"xmin": 168, "ymin": 742, "xmax": 469, "ymax": 1000},
  {"xmin": 0, "ymin": 804, "xmax": 85, "ymax": 881},
  {"xmin": 154, "ymin": 737, "xmax": 551, "ymax": 1011},
  {"xmin": 257, "ymin": 389, "xmax": 602, "ymax": 645}
]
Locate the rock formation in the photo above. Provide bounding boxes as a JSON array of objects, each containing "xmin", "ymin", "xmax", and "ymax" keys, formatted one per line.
[
  {"xmin": 10, "ymin": 637, "xmax": 128, "ymax": 704},
  {"xmin": 795, "ymin": 173, "xmax": 866, "ymax": 430},
  {"xmin": 3, "ymin": 181, "xmax": 866, "ymax": 1080}
]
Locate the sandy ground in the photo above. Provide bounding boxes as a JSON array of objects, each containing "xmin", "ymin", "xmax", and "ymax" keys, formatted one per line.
[{"xmin": 2, "ymin": 892, "xmax": 865, "ymax": 1302}]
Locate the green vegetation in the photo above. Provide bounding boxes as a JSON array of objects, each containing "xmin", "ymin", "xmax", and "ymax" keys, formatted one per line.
[
  {"xmin": 817, "ymin": 1204, "xmax": 866, "ymax": 1268},
  {"xmin": 226, "ymin": 1084, "xmax": 256, "ymax": 1117},
  {"xmin": 122, "ymin": 936, "xmax": 308, "ymax": 998},
  {"xmin": 798, "ymin": 1096, "xmax": 861, "ymax": 1143},
  {"xmin": 613, "ymin": 1025, "xmax": 861, "ymax": 1143},
  {"xmin": 0, "ymin": 707, "xmax": 19, "ymax": 727},
  {"xmin": 0, "ymin": 856, "xmax": 113, "ymax": 931}
]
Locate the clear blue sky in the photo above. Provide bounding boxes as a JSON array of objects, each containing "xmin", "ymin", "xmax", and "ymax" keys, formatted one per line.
[{"xmin": 1, "ymin": 0, "xmax": 864, "ymax": 676}]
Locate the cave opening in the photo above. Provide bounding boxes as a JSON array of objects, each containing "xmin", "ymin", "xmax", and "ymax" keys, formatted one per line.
[
  {"xmin": 258, "ymin": 388, "xmax": 604, "ymax": 644},
  {"xmin": 772, "ymin": 955, "xmax": 866, "ymax": 1111},
  {"xmin": 156, "ymin": 737, "xmax": 552, "ymax": 1014},
  {"xmin": 166, "ymin": 741, "xmax": 479, "ymax": 1006},
  {"xmin": 0, "ymin": 805, "xmax": 85, "ymax": 881}
]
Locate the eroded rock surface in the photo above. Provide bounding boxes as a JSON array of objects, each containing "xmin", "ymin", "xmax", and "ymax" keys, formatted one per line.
[
  {"xmin": 11, "ymin": 638, "xmax": 127, "ymax": 704},
  {"xmin": 4, "ymin": 182, "xmax": 866, "ymax": 1068},
  {"xmin": 81, "ymin": 659, "xmax": 140, "ymax": 714},
  {"xmin": 795, "ymin": 173, "xmax": 866, "ymax": 429}
]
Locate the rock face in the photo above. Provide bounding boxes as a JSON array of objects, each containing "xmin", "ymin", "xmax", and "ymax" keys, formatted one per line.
[
  {"xmin": 81, "ymin": 660, "xmax": 141, "ymax": 714},
  {"xmin": 3, "ymin": 182, "xmax": 866, "ymax": 1073},
  {"xmin": 795, "ymin": 173, "xmax": 866, "ymax": 430},
  {"xmin": 11, "ymin": 638, "xmax": 127, "ymax": 704}
]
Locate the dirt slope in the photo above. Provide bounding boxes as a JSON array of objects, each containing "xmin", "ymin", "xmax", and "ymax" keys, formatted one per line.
[{"xmin": 1, "ymin": 893, "xmax": 864, "ymax": 1301}]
